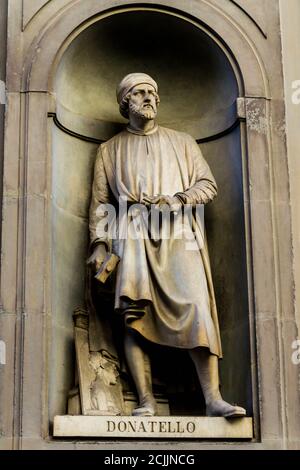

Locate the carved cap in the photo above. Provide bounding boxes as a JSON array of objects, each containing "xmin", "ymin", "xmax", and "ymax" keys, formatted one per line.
[{"xmin": 116, "ymin": 73, "xmax": 158, "ymax": 104}]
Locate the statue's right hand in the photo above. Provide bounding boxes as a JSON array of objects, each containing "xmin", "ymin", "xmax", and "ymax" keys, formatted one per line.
[{"xmin": 86, "ymin": 243, "xmax": 107, "ymax": 272}]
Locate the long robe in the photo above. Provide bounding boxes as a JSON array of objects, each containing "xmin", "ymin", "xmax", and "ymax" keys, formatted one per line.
[{"xmin": 89, "ymin": 125, "xmax": 222, "ymax": 357}]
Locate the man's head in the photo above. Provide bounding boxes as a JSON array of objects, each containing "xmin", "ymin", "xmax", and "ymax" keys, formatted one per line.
[{"xmin": 117, "ymin": 73, "xmax": 160, "ymax": 121}]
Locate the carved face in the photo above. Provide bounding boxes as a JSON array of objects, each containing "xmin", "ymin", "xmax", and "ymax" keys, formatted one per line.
[
  {"xmin": 105, "ymin": 364, "xmax": 118, "ymax": 386},
  {"xmin": 128, "ymin": 83, "xmax": 158, "ymax": 120}
]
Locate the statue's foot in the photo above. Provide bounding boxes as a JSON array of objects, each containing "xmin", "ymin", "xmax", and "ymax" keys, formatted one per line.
[
  {"xmin": 132, "ymin": 395, "xmax": 157, "ymax": 417},
  {"xmin": 206, "ymin": 399, "xmax": 246, "ymax": 418}
]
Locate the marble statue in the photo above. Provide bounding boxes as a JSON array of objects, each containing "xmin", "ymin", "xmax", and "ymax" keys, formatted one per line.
[{"xmin": 87, "ymin": 73, "xmax": 246, "ymax": 418}]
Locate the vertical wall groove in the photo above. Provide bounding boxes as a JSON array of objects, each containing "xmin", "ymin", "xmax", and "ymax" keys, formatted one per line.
[{"xmin": 0, "ymin": 0, "xmax": 8, "ymax": 276}]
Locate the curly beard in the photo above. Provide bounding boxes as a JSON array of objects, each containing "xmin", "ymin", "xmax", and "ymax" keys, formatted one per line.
[{"xmin": 129, "ymin": 101, "xmax": 157, "ymax": 120}]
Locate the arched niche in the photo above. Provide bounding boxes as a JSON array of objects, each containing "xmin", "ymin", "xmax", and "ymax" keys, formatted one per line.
[
  {"xmin": 50, "ymin": 8, "xmax": 252, "ymax": 420},
  {"xmin": 54, "ymin": 10, "xmax": 239, "ymax": 141}
]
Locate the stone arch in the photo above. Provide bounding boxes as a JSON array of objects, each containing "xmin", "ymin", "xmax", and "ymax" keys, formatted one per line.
[{"xmin": 22, "ymin": 1, "xmax": 268, "ymax": 97}]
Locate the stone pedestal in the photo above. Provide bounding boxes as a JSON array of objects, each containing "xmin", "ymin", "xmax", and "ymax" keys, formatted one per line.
[{"xmin": 54, "ymin": 416, "xmax": 253, "ymax": 439}]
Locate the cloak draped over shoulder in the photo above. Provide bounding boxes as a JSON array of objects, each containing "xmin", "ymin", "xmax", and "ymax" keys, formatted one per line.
[{"xmin": 89, "ymin": 126, "xmax": 222, "ymax": 357}]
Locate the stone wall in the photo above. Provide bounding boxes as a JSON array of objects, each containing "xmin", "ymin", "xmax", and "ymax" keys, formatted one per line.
[
  {"xmin": 0, "ymin": 0, "xmax": 7, "ymax": 245},
  {"xmin": 280, "ymin": 0, "xmax": 300, "ymax": 332},
  {"xmin": 0, "ymin": 0, "xmax": 8, "ymax": 450},
  {"xmin": 0, "ymin": 0, "xmax": 299, "ymax": 450}
]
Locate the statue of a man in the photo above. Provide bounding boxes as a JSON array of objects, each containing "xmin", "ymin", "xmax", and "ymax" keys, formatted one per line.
[{"xmin": 87, "ymin": 73, "xmax": 246, "ymax": 418}]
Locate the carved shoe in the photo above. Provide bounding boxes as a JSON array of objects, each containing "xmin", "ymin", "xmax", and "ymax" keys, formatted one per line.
[
  {"xmin": 206, "ymin": 399, "xmax": 246, "ymax": 418},
  {"xmin": 132, "ymin": 395, "xmax": 157, "ymax": 417}
]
